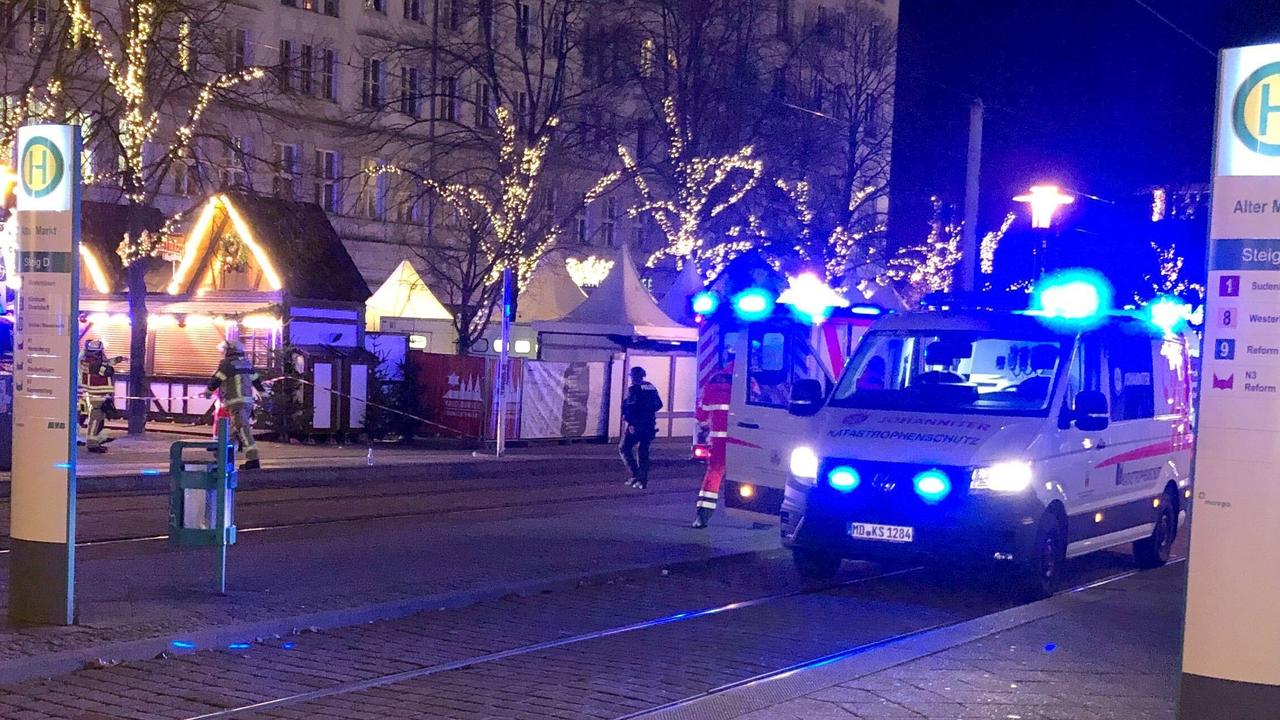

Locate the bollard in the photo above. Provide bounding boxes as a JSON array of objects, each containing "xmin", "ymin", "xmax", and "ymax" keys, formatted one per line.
[{"xmin": 168, "ymin": 418, "xmax": 237, "ymax": 594}]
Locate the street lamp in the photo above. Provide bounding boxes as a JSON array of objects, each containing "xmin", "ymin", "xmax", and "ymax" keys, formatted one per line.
[
  {"xmin": 1014, "ymin": 184, "xmax": 1074, "ymax": 278},
  {"xmin": 1013, "ymin": 184, "xmax": 1074, "ymax": 229}
]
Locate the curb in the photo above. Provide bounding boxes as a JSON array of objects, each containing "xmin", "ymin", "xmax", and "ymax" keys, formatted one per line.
[
  {"xmin": 632, "ymin": 565, "xmax": 1177, "ymax": 720},
  {"xmin": 0, "ymin": 547, "xmax": 782, "ymax": 687},
  {"xmin": 0, "ymin": 453, "xmax": 697, "ymax": 498}
]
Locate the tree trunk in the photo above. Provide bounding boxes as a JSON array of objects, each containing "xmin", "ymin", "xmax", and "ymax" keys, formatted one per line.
[{"xmin": 125, "ymin": 213, "xmax": 149, "ymax": 436}]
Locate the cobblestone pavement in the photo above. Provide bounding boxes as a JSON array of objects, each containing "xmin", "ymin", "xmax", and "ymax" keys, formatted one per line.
[
  {"xmin": 0, "ymin": 545, "xmax": 1153, "ymax": 719},
  {"xmin": 712, "ymin": 564, "xmax": 1184, "ymax": 720},
  {"xmin": 0, "ymin": 461, "xmax": 771, "ymax": 666}
]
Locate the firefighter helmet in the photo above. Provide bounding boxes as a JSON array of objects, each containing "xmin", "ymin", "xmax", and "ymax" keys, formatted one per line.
[
  {"xmin": 83, "ymin": 339, "xmax": 105, "ymax": 355},
  {"xmin": 219, "ymin": 339, "xmax": 245, "ymax": 357}
]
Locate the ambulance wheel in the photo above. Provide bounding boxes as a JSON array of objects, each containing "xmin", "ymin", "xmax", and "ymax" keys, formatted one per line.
[
  {"xmin": 1134, "ymin": 491, "xmax": 1176, "ymax": 569},
  {"xmin": 792, "ymin": 548, "xmax": 841, "ymax": 580},
  {"xmin": 1016, "ymin": 511, "xmax": 1064, "ymax": 600}
]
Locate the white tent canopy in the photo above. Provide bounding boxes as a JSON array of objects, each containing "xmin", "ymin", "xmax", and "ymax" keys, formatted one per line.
[
  {"xmin": 516, "ymin": 255, "xmax": 587, "ymax": 323},
  {"xmin": 535, "ymin": 245, "xmax": 696, "ymax": 342},
  {"xmin": 658, "ymin": 260, "xmax": 704, "ymax": 327},
  {"xmin": 365, "ymin": 259, "xmax": 453, "ymax": 331}
]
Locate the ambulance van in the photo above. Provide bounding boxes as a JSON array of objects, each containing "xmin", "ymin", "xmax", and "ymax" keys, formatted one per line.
[{"xmin": 776, "ymin": 308, "xmax": 1193, "ymax": 596}]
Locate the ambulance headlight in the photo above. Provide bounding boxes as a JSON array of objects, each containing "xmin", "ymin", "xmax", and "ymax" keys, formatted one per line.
[
  {"xmin": 789, "ymin": 446, "xmax": 820, "ymax": 480},
  {"xmin": 971, "ymin": 461, "xmax": 1034, "ymax": 493}
]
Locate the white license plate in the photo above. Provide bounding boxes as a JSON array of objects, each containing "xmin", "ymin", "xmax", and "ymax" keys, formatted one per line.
[{"xmin": 850, "ymin": 523, "xmax": 914, "ymax": 543}]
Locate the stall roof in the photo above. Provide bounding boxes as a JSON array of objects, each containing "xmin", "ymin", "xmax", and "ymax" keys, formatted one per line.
[
  {"xmin": 517, "ymin": 255, "xmax": 587, "ymax": 323},
  {"xmin": 366, "ymin": 259, "xmax": 453, "ymax": 329},
  {"xmin": 534, "ymin": 245, "xmax": 696, "ymax": 342},
  {"xmin": 167, "ymin": 192, "xmax": 371, "ymax": 303}
]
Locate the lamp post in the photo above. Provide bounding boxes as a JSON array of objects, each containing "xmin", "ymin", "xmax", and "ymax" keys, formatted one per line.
[{"xmin": 1013, "ymin": 184, "xmax": 1074, "ymax": 278}]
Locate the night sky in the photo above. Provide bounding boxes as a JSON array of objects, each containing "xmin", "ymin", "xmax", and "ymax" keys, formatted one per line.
[{"xmin": 888, "ymin": 0, "xmax": 1280, "ymax": 247}]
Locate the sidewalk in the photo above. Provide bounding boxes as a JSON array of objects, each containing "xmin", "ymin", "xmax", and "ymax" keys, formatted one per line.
[
  {"xmin": 0, "ymin": 432, "xmax": 696, "ymax": 494},
  {"xmin": 647, "ymin": 563, "xmax": 1185, "ymax": 720}
]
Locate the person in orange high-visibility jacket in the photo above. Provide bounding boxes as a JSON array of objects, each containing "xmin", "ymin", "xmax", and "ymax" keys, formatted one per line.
[
  {"xmin": 692, "ymin": 370, "xmax": 732, "ymax": 528},
  {"xmin": 79, "ymin": 339, "xmax": 116, "ymax": 453}
]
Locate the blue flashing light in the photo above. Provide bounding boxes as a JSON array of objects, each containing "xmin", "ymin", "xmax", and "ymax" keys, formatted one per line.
[
  {"xmin": 849, "ymin": 305, "xmax": 883, "ymax": 316},
  {"xmin": 282, "ymin": 641, "xmax": 296, "ymax": 650},
  {"xmin": 827, "ymin": 465, "xmax": 861, "ymax": 492},
  {"xmin": 141, "ymin": 468, "xmax": 163, "ymax": 476},
  {"xmin": 54, "ymin": 462, "xmax": 71, "ymax": 470},
  {"xmin": 913, "ymin": 469, "xmax": 952, "ymax": 504},
  {"xmin": 732, "ymin": 288, "xmax": 775, "ymax": 322},
  {"xmin": 1146, "ymin": 295, "xmax": 1191, "ymax": 334},
  {"xmin": 1029, "ymin": 269, "xmax": 1113, "ymax": 330},
  {"xmin": 1043, "ymin": 643, "xmax": 1057, "ymax": 653},
  {"xmin": 171, "ymin": 640, "xmax": 196, "ymax": 650},
  {"xmin": 228, "ymin": 642, "xmax": 251, "ymax": 650},
  {"xmin": 691, "ymin": 291, "xmax": 719, "ymax": 316}
]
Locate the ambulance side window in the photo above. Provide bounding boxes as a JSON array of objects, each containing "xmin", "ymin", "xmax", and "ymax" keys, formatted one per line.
[
  {"xmin": 747, "ymin": 328, "xmax": 790, "ymax": 408},
  {"xmin": 1060, "ymin": 335, "xmax": 1104, "ymax": 429},
  {"xmin": 1106, "ymin": 332, "xmax": 1155, "ymax": 421}
]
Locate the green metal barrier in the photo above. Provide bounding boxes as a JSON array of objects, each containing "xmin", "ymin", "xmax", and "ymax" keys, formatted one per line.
[{"xmin": 168, "ymin": 418, "xmax": 237, "ymax": 593}]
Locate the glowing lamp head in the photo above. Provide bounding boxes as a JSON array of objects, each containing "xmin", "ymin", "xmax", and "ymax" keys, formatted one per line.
[
  {"xmin": 827, "ymin": 465, "xmax": 860, "ymax": 492},
  {"xmin": 691, "ymin": 290, "xmax": 719, "ymax": 316},
  {"xmin": 777, "ymin": 272, "xmax": 849, "ymax": 324},
  {"xmin": 732, "ymin": 288, "xmax": 775, "ymax": 322},
  {"xmin": 1013, "ymin": 184, "xmax": 1074, "ymax": 229},
  {"xmin": 1146, "ymin": 295, "xmax": 1191, "ymax": 334},
  {"xmin": 1029, "ymin": 269, "xmax": 1113, "ymax": 330},
  {"xmin": 738, "ymin": 484, "xmax": 756, "ymax": 499},
  {"xmin": 913, "ymin": 469, "xmax": 952, "ymax": 504}
]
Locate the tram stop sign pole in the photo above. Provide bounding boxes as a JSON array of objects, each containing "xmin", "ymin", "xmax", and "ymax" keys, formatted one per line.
[
  {"xmin": 8, "ymin": 125, "xmax": 81, "ymax": 626},
  {"xmin": 1181, "ymin": 45, "xmax": 1280, "ymax": 717}
]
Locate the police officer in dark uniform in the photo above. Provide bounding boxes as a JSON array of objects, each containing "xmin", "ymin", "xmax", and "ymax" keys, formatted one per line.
[{"xmin": 620, "ymin": 366, "xmax": 663, "ymax": 489}]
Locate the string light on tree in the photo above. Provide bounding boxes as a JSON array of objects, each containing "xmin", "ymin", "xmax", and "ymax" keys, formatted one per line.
[
  {"xmin": 888, "ymin": 196, "xmax": 961, "ymax": 305},
  {"xmin": 979, "ymin": 212, "xmax": 1016, "ymax": 276},
  {"xmin": 618, "ymin": 96, "xmax": 762, "ymax": 278}
]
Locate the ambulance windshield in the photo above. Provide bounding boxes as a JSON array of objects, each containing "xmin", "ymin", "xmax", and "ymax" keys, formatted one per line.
[{"xmin": 829, "ymin": 330, "xmax": 1069, "ymax": 416}]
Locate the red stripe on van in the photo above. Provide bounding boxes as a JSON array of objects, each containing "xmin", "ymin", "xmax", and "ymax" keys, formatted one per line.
[{"xmin": 1095, "ymin": 435, "xmax": 1194, "ymax": 469}]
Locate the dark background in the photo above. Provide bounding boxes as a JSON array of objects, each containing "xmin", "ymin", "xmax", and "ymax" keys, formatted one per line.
[{"xmin": 888, "ymin": 0, "xmax": 1280, "ymax": 248}]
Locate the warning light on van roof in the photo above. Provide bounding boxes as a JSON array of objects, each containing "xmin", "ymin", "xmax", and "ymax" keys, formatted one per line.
[
  {"xmin": 1145, "ymin": 295, "xmax": 1192, "ymax": 334},
  {"xmin": 778, "ymin": 272, "xmax": 849, "ymax": 325},
  {"xmin": 1027, "ymin": 269, "xmax": 1113, "ymax": 330},
  {"xmin": 691, "ymin": 290, "xmax": 719, "ymax": 316},
  {"xmin": 732, "ymin": 288, "xmax": 775, "ymax": 321}
]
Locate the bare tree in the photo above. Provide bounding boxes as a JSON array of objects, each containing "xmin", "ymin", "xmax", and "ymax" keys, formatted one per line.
[{"xmin": 64, "ymin": 0, "xmax": 268, "ymax": 433}]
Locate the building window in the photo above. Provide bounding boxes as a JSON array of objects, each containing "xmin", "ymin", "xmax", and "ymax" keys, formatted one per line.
[
  {"xmin": 273, "ymin": 143, "xmax": 299, "ymax": 199},
  {"xmin": 360, "ymin": 157, "xmax": 387, "ymax": 219},
  {"xmin": 400, "ymin": 67, "xmax": 420, "ymax": 116},
  {"xmin": 225, "ymin": 28, "xmax": 249, "ymax": 71},
  {"xmin": 362, "ymin": 57, "xmax": 384, "ymax": 108},
  {"xmin": 324, "ymin": 0, "xmax": 340, "ymax": 16},
  {"xmin": 172, "ymin": 146, "xmax": 202, "ymax": 197},
  {"xmin": 404, "ymin": 0, "xmax": 422, "ymax": 22},
  {"xmin": 314, "ymin": 150, "xmax": 340, "ymax": 212},
  {"xmin": 576, "ymin": 211, "xmax": 588, "ymax": 245},
  {"xmin": 437, "ymin": 75, "xmax": 457, "ymax": 121},
  {"xmin": 394, "ymin": 178, "xmax": 420, "ymax": 223},
  {"xmin": 516, "ymin": 2, "xmax": 531, "ymax": 47},
  {"xmin": 30, "ymin": 0, "xmax": 49, "ymax": 39},
  {"xmin": 278, "ymin": 39, "xmax": 295, "ymax": 92},
  {"xmin": 365, "ymin": 0, "xmax": 385, "ymax": 12},
  {"xmin": 479, "ymin": 0, "xmax": 492, "ymax": 43},
  {"xmin": 321, "ymin": 49, "xmax": 338, "ymax": 101},
  {"xmin": 602, "ymin": 198, "xmax": 617, "ymax": 247},
  {"xmin": 516, "ymin": 91, "xmax": 529, "ymax": 132},
  {"xmin": 868, "ymin": 24, "xmax": 883, "ymax": 70},
  {"xmin": 439, "ymin": 0, "xmax": 462, "ymax": 30},
  {"xmin": 1, "ymin": 4, "xmax": 15, "ymax": 50},
  {"xmin": 299, "ymin": 44, "xmax": 314, "ymax": 95},
  {"xmin": 220, "ymin": 137, "xmax": 250, "ymax": 189},
  {"xmin": 474, "ymin": 81, "xmax": 492, "ymax": 128}
]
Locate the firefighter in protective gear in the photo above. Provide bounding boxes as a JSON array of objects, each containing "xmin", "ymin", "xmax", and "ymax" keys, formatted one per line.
[
  {"xmin": 692, "ymin": 370, "xmax": 732, "ymax": 528},
  {"xmin": 203, "ymin": 340, "xmax": 266, "ymax": 470},
  {"xmin": 79, "ymin": 339, "xmax": 115, "ymax": 453}
]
